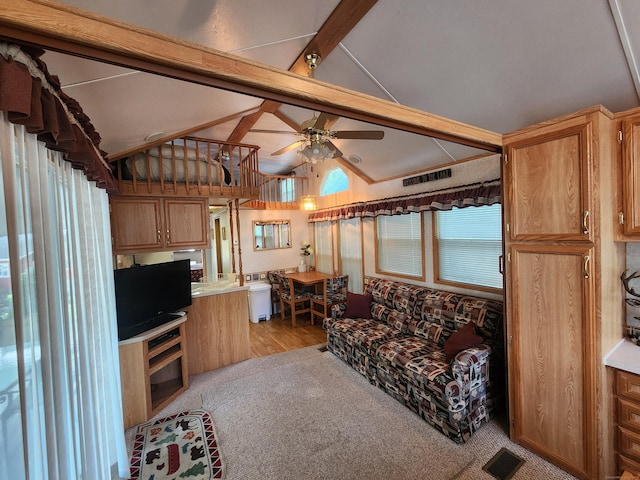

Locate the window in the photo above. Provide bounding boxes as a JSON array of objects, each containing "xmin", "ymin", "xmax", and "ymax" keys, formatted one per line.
[
  {"xmin": 320, "ymin": 167, "xmax": 349, "ymax": 196},
  {"xmin": 375, "ymin": 213, "xmax": 424, "ymax": 279},
  {"xmin": 281, "ymin": 177, "xmax": 295, "ymax": 202},
  {"xmin": 434, "ymin": 204, "xmax": 503, "ymax": 290}
]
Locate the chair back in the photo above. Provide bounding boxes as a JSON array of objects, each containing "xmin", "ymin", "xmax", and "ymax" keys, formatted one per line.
[
  {"xmin": 267, "ymin": 270, "xmax": 280, "ymax": 286},
  {"xmin": 327, "ymin": 275, "xmax": 348, "ymax": 294},
  {"xmin": 278, "ymin": 274, "xmax": 292, "ymax": 295}
]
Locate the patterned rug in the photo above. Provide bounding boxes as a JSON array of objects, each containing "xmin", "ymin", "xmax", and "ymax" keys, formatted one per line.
[{"xmin": 129, "ymin": 410, "xmax": 223, "ymax": 480}]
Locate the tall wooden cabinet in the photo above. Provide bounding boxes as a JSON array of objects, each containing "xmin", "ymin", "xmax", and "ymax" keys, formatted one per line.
[
  {"xmin": 503, "ymin": 107, "xmax": 625, "ymax": 479},
  {"xmin": 110, "ymin": 196, "xmax": 209, "ymax": 253}
]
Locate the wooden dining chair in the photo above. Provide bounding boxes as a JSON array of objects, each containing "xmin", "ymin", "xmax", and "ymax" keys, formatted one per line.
[
  {"xmin": 279, "ymin": 276, "xmax": 312, "ymax": 327},
  {"xmin": 311, "ymin": 275, "xmax": 349, "ymax": 325}
]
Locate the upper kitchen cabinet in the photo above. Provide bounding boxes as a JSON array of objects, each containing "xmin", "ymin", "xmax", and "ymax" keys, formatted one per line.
[
  {"xmin": 111, "ymin": 197, "xmax": 209, "ymax": 253},
  {"xmin": 503, "ymin": 120, "xmax": 593, "ymax": 242},
  {"xmin": 619, "ymin": 109, "xmax": 640, "ymax": 237}
]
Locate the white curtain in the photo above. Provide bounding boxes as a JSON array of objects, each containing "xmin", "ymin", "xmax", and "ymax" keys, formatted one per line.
[
  {"xmin": 0, "ymin": 114, "xmax": 128, "ymax": 479},
  {"xmin": 338, "ymin": 218, "xmax": 363, "ymax": 294},
  {"xmin": 314, "ymin": 221, "xmax": 333, "ymax": 274}
]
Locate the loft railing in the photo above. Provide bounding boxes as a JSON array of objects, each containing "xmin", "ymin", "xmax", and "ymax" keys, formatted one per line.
[
  {"xmin": 111, "ymin": 136, "xmax": 260, "ymax": 200},
  {"xmin": 245, "ymin": 174, "xmax": 309, "ymax": 209}
]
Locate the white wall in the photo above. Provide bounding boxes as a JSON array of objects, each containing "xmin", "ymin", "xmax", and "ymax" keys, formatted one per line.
[{"xmin": 237, "ymin": 208, "xmax": 312, "ymax": 276}]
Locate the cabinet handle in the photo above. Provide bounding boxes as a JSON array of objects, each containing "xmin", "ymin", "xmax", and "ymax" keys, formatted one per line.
[
  {"xmin": 166, "ymin": 229, "xmax": 170, "ymax": 244},
  {"xmin": 582, "ymin": 210, "xmax": 590, "ymax": 235},
  {"xmin": 157, "ymin": 230, "xmax": 161, "ymax": 243},
  {"xmin": 498, "ymin": 255, "xmax": 504, "ymax": 275},
  {"xmin": 583, "ymin": 255, "xmax": 590, "ymax": 279}
]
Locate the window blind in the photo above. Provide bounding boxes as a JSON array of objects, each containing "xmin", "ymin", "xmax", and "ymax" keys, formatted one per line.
[
  {"xmin": 376, "ymin": 213, "xmax": 423, "ymax": 278},
  {"xmin": 435, "ymin": 204, "xmax": 502, "ymax": 289}
]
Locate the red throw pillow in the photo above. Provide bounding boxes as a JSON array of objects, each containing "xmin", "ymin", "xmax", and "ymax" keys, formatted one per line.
[
  {"xmin": 343, "ymin": 292, "xmax": 373, "ymax": 319},
  {"xmin": 444, "ymin": 322, "xmax": 483, "ymax": 361}
]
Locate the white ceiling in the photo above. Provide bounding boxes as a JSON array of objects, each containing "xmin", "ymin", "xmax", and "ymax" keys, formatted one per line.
[{"xmin": 40, "ymin": 0, "xmax": 640, "ymax": 180}]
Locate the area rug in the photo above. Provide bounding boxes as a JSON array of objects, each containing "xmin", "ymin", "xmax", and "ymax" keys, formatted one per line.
[
  {"xmin": 201, "ymin": 350, "xmax": 473, "ymax": 480},
  {"xmin": 129, "ymin": 409, "xmax": 223, "ymax": 480}
]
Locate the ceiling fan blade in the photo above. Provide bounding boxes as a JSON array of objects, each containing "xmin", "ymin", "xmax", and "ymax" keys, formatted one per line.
[
  {"xmin": 314, "ymin": 112, "xmax": 340, "ymax": 131},
  {"xmin": 333, "ymin": 130, "xmax": 385, "ymax": 140},
  {"xmin": 271, "ymin": 140, "xmax": 305, "ymax": 156},
  {"xmin": 249, "ymin": 129, "xmax": 301, "ymax": 136},
  {"xmin": 325, "ymin": 140, "xmax": 343, "ymax": 159}
]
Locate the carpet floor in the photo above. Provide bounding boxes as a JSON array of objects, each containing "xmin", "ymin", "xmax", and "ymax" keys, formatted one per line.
[{"xmin": 126, "ymin": 345, "xmax": 578, "ymax": 480}]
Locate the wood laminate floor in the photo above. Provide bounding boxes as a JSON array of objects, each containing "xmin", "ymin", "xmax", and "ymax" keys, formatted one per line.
[{"xmin": 249, "ymin": 311, "xmax": 327, "ymax": 358}]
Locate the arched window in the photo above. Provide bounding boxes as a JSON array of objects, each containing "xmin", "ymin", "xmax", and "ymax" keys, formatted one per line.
[{"xmin": 320, "ymin": 167, "xmax": 349, "ymax": 196}]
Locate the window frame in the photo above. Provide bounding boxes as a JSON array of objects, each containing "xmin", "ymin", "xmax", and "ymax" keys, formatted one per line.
[
  {"xmin": 374, "ymin": 212, "xmax": 425, "ymax": 281},
  {"xmin": 432, "ymin": 206, "xmax": 503, "ymax": 295}
]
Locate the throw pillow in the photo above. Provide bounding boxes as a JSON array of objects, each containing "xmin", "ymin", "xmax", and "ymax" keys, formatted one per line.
[
  {"xmin": 444, "ymin": 321, "xmax": 483, "ymax": 361},
  {"xmin": 343, "ymin": 292, "xmax": 373, "ymax": 319}
]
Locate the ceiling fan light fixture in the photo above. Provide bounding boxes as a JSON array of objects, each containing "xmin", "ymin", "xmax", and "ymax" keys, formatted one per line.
[{"xmin": 300, "ymin": 140, "xmax": 334, "ymax": 163}]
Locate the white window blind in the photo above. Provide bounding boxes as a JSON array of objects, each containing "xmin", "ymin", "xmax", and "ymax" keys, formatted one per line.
[
  {"xmin": 435, "ymin": 204, "xmax": 503, "ymax": 289},
  {"xmin": 339, "ymin": 218, "xmax": 363, "ymax": 293},
  {"xmin": 314, "ymin": 221, "xmax": 333, "ymax": 274},
  {"xmin": 376, "ymin": 213, "xmax": 423, "ymax": 278}
]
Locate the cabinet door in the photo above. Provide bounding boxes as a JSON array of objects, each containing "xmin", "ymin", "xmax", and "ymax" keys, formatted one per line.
[
  {"xmin": 111, "ymin": 197, "xmax": 163, "ymax": 252},
  {"xmin": 504, "ymin": 123, "xmax": 592, "ymax": 241},
  {"xmin": 507, "ymin": 244, "xmax": 595, "ymax": 478},
  {"xmin": 164, "ymin": 198, "xmax": 209, "ymax": 249},
  {"xmin": 622, "ymin": 114, "xmax": 640, "ymax": 234}
]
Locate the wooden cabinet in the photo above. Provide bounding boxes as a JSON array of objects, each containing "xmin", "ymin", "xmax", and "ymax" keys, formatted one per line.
[
  {"xmin": 620, "ymin": 111, "xmax": 640, "ymax": 236},
  {"xmin": 617, "ymin": 370, "xmax": 640, "ymax": 475},
  {"xmin": 503, "ymin": 107, "xmax": 625, "ymax": 479},
  {"xmin": 110, "ymin": 196, "xmax": 209, "ymax": 253},
  {"xmin": 118, "ymin": 316, "xmax": 189, "ymax": 429}
]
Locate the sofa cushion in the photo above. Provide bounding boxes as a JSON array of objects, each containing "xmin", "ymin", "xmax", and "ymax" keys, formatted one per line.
[
  {"xmin": 367, "ymin": 279, "xmax": 426, "ymax": 316},
  {"xmin": 413, "ymin": 290, "xmax": 462, "ymax": 331},
  {"xmin": 412, "ymin": 320, "xmax": 449, "ymax": 345},
  {"xmin": 325, "ymin": 317, "xmax": 401, "ymax": 354},
  {"xmin": 455, "ymin": 297, "xmax": 503, "ymax": 342},
  {"xmin": 343, "ymin": 292, "xmax": 373, "ymax": 319},
  {"xmin": 370, "ymin": 303, "xmax": 413, "ymax": 331},
  {"xmin": 444, "ymin": 322, "xmax": 483, "ymax": 361}
]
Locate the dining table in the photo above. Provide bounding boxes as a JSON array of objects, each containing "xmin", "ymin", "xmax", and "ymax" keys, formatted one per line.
[{"xmin": 283, "ymin": 270, "xmax": 333, "ymax": 293}]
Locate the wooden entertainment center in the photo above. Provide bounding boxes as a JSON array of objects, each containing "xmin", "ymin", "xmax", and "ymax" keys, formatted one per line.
[{"xmin": 118, "ymin": 315, "xmax": 189, "ymax": 429}]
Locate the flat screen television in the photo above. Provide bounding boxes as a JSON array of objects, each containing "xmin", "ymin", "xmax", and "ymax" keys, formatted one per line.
[{"xmin": 114, "ymin": 259, "xmax": 192, "ymax": 341}]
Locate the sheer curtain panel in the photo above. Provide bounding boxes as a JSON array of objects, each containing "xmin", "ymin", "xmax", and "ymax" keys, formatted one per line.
[{"xmin": 0, "ymin": 115, "xmax": 128, "ymax": 479}]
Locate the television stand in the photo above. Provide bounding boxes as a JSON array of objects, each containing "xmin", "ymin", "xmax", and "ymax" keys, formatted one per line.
[{"xmin": 118, "ymin": 314, "xmax": 188, "ymax": 429}]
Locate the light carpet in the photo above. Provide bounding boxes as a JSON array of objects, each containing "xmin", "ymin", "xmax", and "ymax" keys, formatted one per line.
[
  {"xmin": 128, "ymin": 345, "xmax": 577, "ymax": 480},
  {"xmin": 199, "ymin": 346, "xmax": 576, "ymax": 480}
]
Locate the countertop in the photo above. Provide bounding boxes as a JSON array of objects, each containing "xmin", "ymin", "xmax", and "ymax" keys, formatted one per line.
[
  {"xmin": 605, "ymin": 337, "xmax": 640, "ymax": 375},
  {"xmin": 191, "ymin": 283, "xmax": 249, "ymax": 298}
]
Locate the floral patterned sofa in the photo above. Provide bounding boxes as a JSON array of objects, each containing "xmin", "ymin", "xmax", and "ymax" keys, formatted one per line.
[{"xmin": 323, "ymin": 277, "xmax": 504, "ymax": 444}]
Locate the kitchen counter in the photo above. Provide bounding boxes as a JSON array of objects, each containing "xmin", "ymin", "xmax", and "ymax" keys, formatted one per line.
[
  {"xmin": 605, "ymin": 337, "xmax": 640, "ymax": 375},
  {"xmin": 191, "ymin": 282, "xmax": 248, "ymax": 298},
  {"xmin": 185, "ymin": 286, "xmax": 251, "ymax": 374}
]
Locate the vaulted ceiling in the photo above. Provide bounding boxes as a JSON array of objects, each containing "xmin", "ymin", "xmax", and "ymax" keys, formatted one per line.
[{"xmin": 23, "ymin": 0, "xmax": 640, "ymax": 180}]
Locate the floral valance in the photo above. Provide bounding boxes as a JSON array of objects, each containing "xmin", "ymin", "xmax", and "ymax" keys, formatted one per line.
[
  {"xmin": 0, "ymin": 42, "xmax": 117, "ymax": 192},
  {"xmin": 308, "ymin": 179, "xmax": 501, "ymax": 223}
]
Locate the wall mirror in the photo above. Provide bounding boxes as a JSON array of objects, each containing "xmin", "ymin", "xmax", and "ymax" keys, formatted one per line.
[{"xmin": 253, "ymin": 220, "xmax": 291, "ymax": 250}]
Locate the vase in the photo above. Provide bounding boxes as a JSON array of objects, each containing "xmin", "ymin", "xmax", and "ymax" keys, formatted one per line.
[{"xmin": 298, "ymin": 258, "xmax": 307, "ymax": 272}]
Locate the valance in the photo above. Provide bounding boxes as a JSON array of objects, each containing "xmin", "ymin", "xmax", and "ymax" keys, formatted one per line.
[
  {"xmin": 308, "ymin": 179, "xmax": 501, "ymax": 223},
  {"xmin": 0, "ymin": 42, "xmax": 117, "ymax": 192}
]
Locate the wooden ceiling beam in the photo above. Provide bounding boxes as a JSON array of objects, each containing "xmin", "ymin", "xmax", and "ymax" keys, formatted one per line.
[
  {"xmin": 225, "ymin": 0, "xmax": 378, "ymax": 144},
  {"xmin": 0, "ymin": 0, "xmax": 502, "ymax": 152}
]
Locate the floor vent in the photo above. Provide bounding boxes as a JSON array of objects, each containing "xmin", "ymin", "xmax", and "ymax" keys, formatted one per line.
[{"xmin": 482, "ymin": 447, "xmax": 525, "ymax": 480}]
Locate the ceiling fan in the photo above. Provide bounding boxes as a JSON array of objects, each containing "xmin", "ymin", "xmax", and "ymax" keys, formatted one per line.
[{"xmin": 248, "ymin": 53, "xmax": 385, "ymax": 163}]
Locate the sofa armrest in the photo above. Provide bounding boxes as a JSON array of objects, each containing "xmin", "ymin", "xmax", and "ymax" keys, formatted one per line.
[
  {"xmin": 450, "ymin": 344, "xmax": 492, "ymax": 401},
  {"xmin": 331, "ymin": 303, "xmax": 347, "ymax": 319}
]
